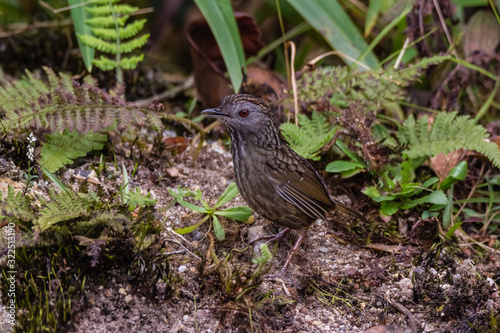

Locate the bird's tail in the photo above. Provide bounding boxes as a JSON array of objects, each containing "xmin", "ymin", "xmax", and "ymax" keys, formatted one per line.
[{"xmin": 334, "ymin": 201, "xmax": 368, "ymax": 222}]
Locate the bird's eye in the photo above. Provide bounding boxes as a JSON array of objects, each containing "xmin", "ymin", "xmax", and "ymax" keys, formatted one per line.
[{"xmin": 239, "ymin": 109, "xmax": 250, "ymax": 117}]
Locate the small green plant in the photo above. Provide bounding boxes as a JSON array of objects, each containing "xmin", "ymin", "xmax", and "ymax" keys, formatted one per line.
[
  {"xmin": 325, "ymin": 140, "xmax": 368, "ymax": 177},
  {"xmin": 76, "ymin": 0, "xmax": 149, "ymax": 84},
  {"xmin": 397, "ymin": 111, "xmax": 500, "ymax": 168},
  {"xmin": 120, "ymin": 164, "xmax": 157, "ymax": 211},
  {"xmin": 40, "ymin": 130, "xmax": 108, "ymax": 172},
  {"xmin": 280, "ymin": 111, "xmax": 337, "ymax": 161},
  {"xmin": 172, "ymin": 183, "xmax": 252, "ymax": 240},
  {"xmin": 176, "ymin": 98, "xmax": 204, "ymax": 123}
]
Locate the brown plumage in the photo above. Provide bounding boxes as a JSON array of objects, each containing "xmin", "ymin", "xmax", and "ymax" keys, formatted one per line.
[{"xmin": 202, "ymin": 94, "xmax": 366, "ymax": 277}]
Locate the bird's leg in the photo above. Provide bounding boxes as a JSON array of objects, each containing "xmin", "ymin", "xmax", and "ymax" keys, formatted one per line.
[
  {"xmin": 248, "ymin": 227, "xmax": 291, "ymax": 245},
  {"xmin": 263, "ymin": 229, "xmax": 307, "ymax": 279}
]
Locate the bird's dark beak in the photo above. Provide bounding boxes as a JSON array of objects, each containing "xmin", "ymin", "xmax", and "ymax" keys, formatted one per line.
[{"xmin": 201, "ymin": 108, "xmax": 230, "ymax": 118}]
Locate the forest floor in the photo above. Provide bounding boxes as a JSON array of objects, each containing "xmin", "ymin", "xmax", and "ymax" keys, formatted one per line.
[{"xmin": 1, "ymin": 140, "xmax": 498, "ymax": 333}]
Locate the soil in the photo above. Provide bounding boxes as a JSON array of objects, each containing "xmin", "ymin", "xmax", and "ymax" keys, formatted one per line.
[{"xmin": 1, "ymin": 139, "xmax": 499, "ymax": 333}]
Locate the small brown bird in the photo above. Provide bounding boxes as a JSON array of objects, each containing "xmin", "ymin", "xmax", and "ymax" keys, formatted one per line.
[{"xmin": 202, "ymin": 94, "xmax": 365, "ymax": 277}]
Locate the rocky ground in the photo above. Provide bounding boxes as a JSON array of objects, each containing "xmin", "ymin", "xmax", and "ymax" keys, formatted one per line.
[{"xmin": 1, "ymin": 141, "xmax": 499, "ymax": 333}]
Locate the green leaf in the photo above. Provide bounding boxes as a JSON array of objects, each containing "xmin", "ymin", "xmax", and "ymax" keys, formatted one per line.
[
  {"xmin": 365, "ymin": 0, "xmax": 383, "ymax": 36},
  {"xmin": 423, "ymin": 177, "xmax": 439, "ymax": 188},
  {"xmin": 42, "ymin": 167, "xmax": 69, "ymax": 193},
  {"xmin": 215, "ymin": 182, "xmax": 239, "ymax": 209},
  {"xmin": 215, "ymin": 206, "xmax": 252, "ymax": 221},
  {"xmin": 373, "ymin": 195, "xmax": 396, "ymax": 202},
  {"xmin": 335, "ymin": 140, "xmax": 366, "ymax": 164},
  {"xmin": 40, "ymin": 130, "xmax": 107, "ymax": 172},
  {"xmin": 440, "ymin": 161, "xmax": 468, "ymax": 190},
  {"xmin": 212, "ymin": 216, "xmax": 225, "ymax": 240},
  {"xmin": 69, "ymin": 0, "xmax": 95, "ymax": 72},
  {"xmin": 252, "ymin": 243, "xmax": 272, "ymax": 264},
  {"xmin": 288, "ymin": 0, "xmax": 380, "ymax": 70},
  {"xmin": 381, "ymin": 200, "xmax": 398, "ymax": 215},
  {"xmin": 362, "ymin": 186, "xmax": 381, "ymax": 198},
  {"xmin": 175, "ymin": 216, "xmax": 209, "ymax": 235},
  {"xmin": 426, "ymin": 190, "xmax": 448, "ymax": 205},
  {"xmin": 326, "ymin": 160, "xmax": 366, "ymax": 173},
  {"xmin": 445, "ymin": 222, "xmax": 463, "ymax": 239},
  {"xmin": 193, "ymin": 0, "xmax": 245, "ymax": 92},
  {"xmin": 177, "ymin": 200, "xmax": 208, "ymax": 214}
]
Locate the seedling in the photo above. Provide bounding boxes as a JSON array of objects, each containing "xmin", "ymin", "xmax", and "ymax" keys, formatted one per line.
[{"xmin": 172, "ymin": 183, "xmax": 252, "ymax": 240}]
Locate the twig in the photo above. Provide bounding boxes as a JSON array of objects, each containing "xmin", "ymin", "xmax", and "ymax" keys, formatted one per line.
[
  {"xmin": 307, "ymin": 51, "xmax": 371, "ymax": 70},
  {"xmin": 432, "ymin": 0, "xmax": 459, "ymax": 59},
  {"xmin": 385, "ymin": 296, "xmax": 418, "ymax": 333},
  {"xmin": 135, "ymin": 75, "xmax": 194, "ymax": 107},
  {"xmin": 286, "ymin": 41, "xmax": 299, "ymax": 126},
  {"xmin": 394, "ymin": 37, "xmax": 410, "ymax": 69}
]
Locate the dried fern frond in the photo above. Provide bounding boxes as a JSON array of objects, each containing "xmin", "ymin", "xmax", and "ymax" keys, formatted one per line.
[{"xmin": 397, "ymin": 111, "xmax": 500, "ymax": 168}]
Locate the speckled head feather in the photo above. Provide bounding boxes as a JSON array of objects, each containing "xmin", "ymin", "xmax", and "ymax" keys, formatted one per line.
[{"xmin": 220, "ymin": 94, "xmax": 271, "ymax": 114}]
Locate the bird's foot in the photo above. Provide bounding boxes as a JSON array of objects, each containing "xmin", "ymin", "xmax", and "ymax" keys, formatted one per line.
[
  {"xmin": 263, "ymin": 233, "xmax": 306, "ymax": 279},
  {"xmin": 249, "ymin": 227, "xmax": 291, "ymax": 245}
]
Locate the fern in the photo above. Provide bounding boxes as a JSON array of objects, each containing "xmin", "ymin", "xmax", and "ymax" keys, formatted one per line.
[
  {"xmin": 36, "ymin": 189, "xmax": 95, "ymax": 232},
  {"xmin": 77, "ymin": 0, "xmax": 149, "ymax": 83},
  {"xmin": 0, "ymin": 67, "xmax": 162, "ymax": 133},
  {"xmin": 297, "ymin": 55, "xmax": 448, "ymax": 112},
  {"xmin": 280, "ymin": 111, "xmax": 337, "ymax": 161},
  {"xmin": 397, "ymin": 112, "xmax": 500, "ymax": 168},
  {"xmin": 0, "ymin": 185, "xmax": 36, "ymax": 223},
  {"xmin": 40, "ymin": 130, "xmax": 108, "ymax": 172}
]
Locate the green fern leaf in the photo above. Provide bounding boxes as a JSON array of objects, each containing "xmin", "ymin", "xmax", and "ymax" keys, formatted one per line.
[
  {"xmin": 36, "ymin": 189, "xmax": 95, "ymax": 232},
  {"xmin": 118, "ymin": 34, "xmax": 149, "ymax": 53},
  {"xmin": 398, "ymin": 112, "xmax": 500, "ymax": 168},
  {"xmin": 93, "ymin": 56, "xmax": 118, "ymax": 70},
  {"xmin": 280, "ymin": 111, "xmax": 337, "ymax": 161},
  {"xmin": 40, "ymin": 130, "xmax": 108, "ymax": 172},
  {"xmin": 85, "ymin": 16, "xmax": 128, "ymax": 28},
  {"xmin": 0, "ymin": 185, "xmax": 36, "ymax": 223},
  {"xmin": 77, "ymin": 34, "xmax": 117, "ymax": 53},
  {"xmin": 85, "ymin": 4, "xmax": 138, "ymax": 16}
]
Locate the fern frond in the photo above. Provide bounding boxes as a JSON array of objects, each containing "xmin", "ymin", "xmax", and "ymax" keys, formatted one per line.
[
  {"xmin": 0, "ymin": 185, "xmax": 36, "ymax": 223},
  {"xmin": 280, "ymin": 111, "xmax": 337, "ymax": 161},
  {"xmin": 296, "ymin": 55, "xmax": 448, "ymax": 112},
  {"xmin": 78, "ymin": 0, "xmax": 149, "ymax": 75},
  {"xmin": 77, "ymin": 34, "xmax": 117, "ymax": 53},
  {"xmin": 85, "ymin": 16, "xmax": 128, "ymax": 27},
  {"xmin": 119, "ymin": 54, "xmax": 144, "ymax": 70},
  {"xmin": 397, "ymin": 112, "xmax": 500, "ymax": 168},
  {"xmin": 40, "ymin": 130, "xmax": 108, "ymax": 172},
  {"xmin": 85, "ymin": 4, "xmax": 138, "ymax": 16},
  {"xmin": 0, "ymin": 68, "xmax": 163, "ymax": 134},
  {"xmin": 36, "ymin": 189, "xmax": 95, "ymax": 232},
  {"xmin": 91, "ymin": 19, "xmax": 146, "ymax": 40},
  {"xmin": 118, "ymin": 34, "xmax": 149, "ymax": 53}
]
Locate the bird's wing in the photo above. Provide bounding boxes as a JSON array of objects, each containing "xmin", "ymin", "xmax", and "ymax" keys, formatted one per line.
[{"xmin": 266, "ymin": 146, "xmax": 334, "ymax": 220}]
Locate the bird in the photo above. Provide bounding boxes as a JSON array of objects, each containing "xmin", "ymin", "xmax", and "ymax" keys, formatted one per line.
[{"xmin": 202, "ymin": 94, "xmax": 366, "ymax": 277}]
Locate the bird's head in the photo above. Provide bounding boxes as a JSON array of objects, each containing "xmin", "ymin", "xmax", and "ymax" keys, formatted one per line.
[{"xmin": 202, "ymin": 94, "xmax": 275, "ymax": 135}]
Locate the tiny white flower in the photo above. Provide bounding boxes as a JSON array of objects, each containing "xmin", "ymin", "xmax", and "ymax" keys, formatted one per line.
[
  {"xmin": 27, "ymin": 146, "xmax": 34, "ymax": 161},
  {"xmin": 28, "ymin": 132, "xmax": 37, "ymax": 144}
]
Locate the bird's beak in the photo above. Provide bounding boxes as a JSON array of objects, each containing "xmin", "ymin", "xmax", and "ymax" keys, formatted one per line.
[{"xmin": 201, "ymin": 108, "xmax": 230, "ymax": 118}]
